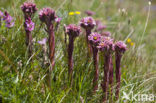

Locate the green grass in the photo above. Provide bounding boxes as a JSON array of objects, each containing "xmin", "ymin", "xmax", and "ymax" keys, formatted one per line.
[{"xmin": 0, "ymin": 0, "xmax": 156, "ymax": 103}]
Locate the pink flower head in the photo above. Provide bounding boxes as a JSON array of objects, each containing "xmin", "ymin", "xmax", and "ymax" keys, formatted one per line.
[
  {"xmin": 21, "ymin": 2, "xmax": 37, "ymax": 18},
  {"xmin": 85, "ymin": 10, "xmax": 95, "ymax": 16},
  {"xmin": 55, "ymin": 17, "xmax": 62, "ymax": 23},
  {"xmin": 3, "ymin": 11, "xmax": 14, "ymax": 28},
  {"xmin": 65, "ymin": 24, "xmax": 81, "ymax": 38},
  {"xmin": 39, "ymin": 8, "xmax": 57, "ymax": 24},
  {"xmin": 95, "ymin": 20, "xmax": 106, "ymax": 31},
  {"xmin": 5, "ymin": 22, "xmax": 15, "ymax": 28},
  {"xmin": 24, "ymin": 17, "xmax": 35, "ymax": 31},
  {"xmin": 80, "ymin": 17, "xmax": 96, "ymax": 30},
  {"xmin": 95, "ymin": 20, "xmax": 102, "ymax": 26},
  {"xmin": 3, "ymin": 11, "xmax": 12, "ymax": 21},
  {"xmin": 0, "ymin": 11, "xmax": 3, "ymax": 17},
  {"xmin": 88, "ymin": 32, "xmax": 101, "ymax": 45},
  {"xmin": 97, "ymin": 36, "xmax": 114, "ymax": 51},
  {"xmin": 101, "ymin": 31, "xmax": 111, "ymax": 37},
  {"xmin": 115, "ymin": 41, "xmax": 127, "ymax": 53},
  {"xmin": 38, "ymin": 38, "xmax": 47, "ymax": 45},
  {"xmin": 96, "ymin": 24, "xmax": 106, "ymax": 31}
]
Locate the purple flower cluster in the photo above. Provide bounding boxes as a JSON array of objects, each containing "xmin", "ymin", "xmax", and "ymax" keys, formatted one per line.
[
  {"xmin": 39, "ymin": 8, "xmax": 57, "ymax": 25},
  {"xmin": 24, "ymin": 17, "xmax": 35, "ymax": 31},
  {"xmin": 97, "ymin": 36, "xmax": 114, "ymax": 51},
  {"xmin": 55, "ymin": 17, "xmax": 62, "ymax": 24},
  {"xmin": 80, "ymin": 17, "xmax": 96, "ymax": 30},
  {"xmin": 0, "ymin": 11, "xmax": 3, "ymax": 18},
  {"xmin": 115, "ymin": 41, "xmax": 127, "ymax": 53},
  {"xmin": 38, "ymin": 38, "xmax": 47, "ymax": 45},
  {"xmin": 65, "ymin": 24, "xmax": 81, "ymax": 37},
  {"xmin": 88, "ymin": 32, "xmax": 101, "ymax": 45},
  {"xmin": 3, "ymin": 11, "xmax": 14, "ymax": 28},
  {"xmin": 21, "ymin": 2, "xmax": 37, "ymax": 18},
  {"xmin": 95, "ymin": 20, "xmax": 106, "ymax": 32},
  {"xmin": 21, "ymin": 2, "xmax": 36, "ymax": 32},
  {"xmin": 21, "ymin": 2, "xmax": 37, "ymax": 58}
]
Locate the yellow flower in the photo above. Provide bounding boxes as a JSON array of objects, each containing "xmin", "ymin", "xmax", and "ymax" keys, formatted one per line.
[
  {"xmin": 127, "ymin": 38, "xmax": 131, "ymax": 43},
  {"xmin": 130, "ymin": 42, "xmax": 134, "ymax": 46},
  {"xmin": 69, "ymin": 12, "xmax": 75, "ymax": 15},
  {"xmin": 75, "ymin": 11, "xmax": 81, "ymax": 15}
]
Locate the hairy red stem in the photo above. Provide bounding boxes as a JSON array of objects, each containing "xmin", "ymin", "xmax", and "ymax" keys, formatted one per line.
[
  {"xmin": 68, "ymin": 36, "xmax": 74, "ymax": 80},
  {"xmin": 92, "ymin": 46, "xmax": 99, "ymax": 92},
  {"xmin": 47, "ymin": 24, "xmax": 55, "ymax": 88},
  {"xmin": 48, "ymin": 24, "xmax": 55, "ymax": 70},
  {"xmin": 102, "ymin": 52, "xmax": 111, "ymax": 102},
  {"xmin": 109, "ymin": 56, "xmax": 114, "ymax": 100},
  {"xmin": 115, "ymin": 53, "xmax": 122, "ymax": 99},
  {"xmin": 25, "ymin": 28, "xmax": 33, "ymax": 58},
  {"xmin": 86, "ymin": 29, "xmax": 92, "ymax": 57}
]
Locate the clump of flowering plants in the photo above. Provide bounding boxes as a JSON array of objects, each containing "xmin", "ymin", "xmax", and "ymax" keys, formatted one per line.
[
  {"xmin": 80, "ymin": 17, "xmax": 96, "ymax": 57},
  {"xmin": 97, "ymin": 36, "xmax": 114, "ymax": 102},
  {"xmin": 21, "ymin": 2, "xmax": 37, "ymax": 58},
  {"xmin": 65, "ymin": 24, "xmax": 81, "ymax": 82},
  {"xmin": 88, "ymin": 32, "xmax": 101, "ymax": 92},
  {"xmin": 114, "ymin": 41, "xmax": 127, "ymax": 99}
]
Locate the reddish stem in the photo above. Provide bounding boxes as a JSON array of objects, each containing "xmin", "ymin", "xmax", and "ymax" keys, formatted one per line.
[
  {"xmin": 25, "ymin": 28, "xmax": 33, "ymax": 58},
  {"xmin": 92, "ymin": 46, "xmax": 99, "ymax": 92},
  {"xmin": 115, "ymin": 53, "xmax": 122, "ymax": 99},
  {"xmin": 48, "ymin": 24, "xmax": 55, "ymax": 71},
  {"xmin": 86, "ymin": 29, "xmax": 92, "ymax": 57},
  {"xmin": 46, "ymin": 24, "xmax": 55, "ymax": 88},
  {"xmin": 109, "ymin": 55, "xmax": 114, "ymax": 100},
  {"xmin": 68, "ymin": 36, "xmax": 74, "ymax": 81},
  {"xmin": 102, "ymin": 52, "xmax": 111, "ymax": 103}
]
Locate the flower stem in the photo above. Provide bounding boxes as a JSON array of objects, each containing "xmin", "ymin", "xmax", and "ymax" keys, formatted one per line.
[
  {"xmin": 47, "ymin": 24, "xmax": 55, "ymax": 88},
  {"xmin": 68, "ymin": 36, "xmax": 74, "ymax": 83},
  {"xmin": 102, "ymin": 52, "xmax": 111, "ymax": 102},
  {"xmin": 109, "ymin": 56, "xmax": 114, "ymax": 100},
  {"xmin": 115, "ymin": 53, "xmax": 122, "ymax": 99},
  {"xmin": 25, "ymin": 28, "xmax": 33, "ymax": 58},
  {"xmin": 86, "ymin": 29, "xmax": 92, "ymax": 57},
  {"xmin": 92, "ymin": 46, "xmax": 99, "ymax": 92}
]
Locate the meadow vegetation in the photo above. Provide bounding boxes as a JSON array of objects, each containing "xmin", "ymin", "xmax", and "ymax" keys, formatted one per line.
[{"xmin": 0, "ymin": 0, "xmax": 156, "ymax": 102}]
